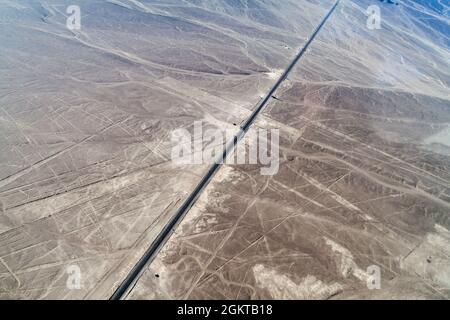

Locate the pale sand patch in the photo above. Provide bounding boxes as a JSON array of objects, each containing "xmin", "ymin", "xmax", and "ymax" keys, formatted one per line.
[
  {"xmin": 253, "ymin": 264, "xmax": 343, "ymax": 299},
  {"xmin": 424, "ymin": 126, "xmax": 450, "ymax": 147},
  {"xmin": 265, "ymin": 69, "xmax": 284, "ymax": 80},
  {"xmin": 178, "ymin": 167, "xmax": 235, "ymax": 233},
  {"xmin": 401, "ymin": 224, "xmax": 450, "ymax": 288},
  {"xmin": 324, "ymin": 237, "xmax": 368, "ymax": 282},
  {"xmin": 216, "ymin": 165, "xmax": 243, "ymax": 185}
]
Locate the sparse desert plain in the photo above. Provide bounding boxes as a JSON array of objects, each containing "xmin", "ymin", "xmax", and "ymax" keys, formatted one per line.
[{"xmin": 0, "ymin": 0, "xmax": 449, "ymax": 300}]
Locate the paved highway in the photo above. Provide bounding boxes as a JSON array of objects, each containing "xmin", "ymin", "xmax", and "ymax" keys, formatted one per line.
[{"xmin": 110, "ymin": 0, "xmax": 340, "ymax": 300}]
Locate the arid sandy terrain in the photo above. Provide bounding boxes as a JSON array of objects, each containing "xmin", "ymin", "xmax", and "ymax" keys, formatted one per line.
[
  {"xmin": 1, "ymin": 0, "xmax": 449, "ymax": 300},
  {"xmin": 0, "ymin": 0, "xmax": 334, "ymax": 299},
  {"xmin": 127, "ymin": 0, "xmax": 450, "ymax": 300}
]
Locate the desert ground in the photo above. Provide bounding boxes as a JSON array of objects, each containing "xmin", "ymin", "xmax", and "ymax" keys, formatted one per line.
[
  {"xmin": 127, "ymin": 0, "xmax": 450, "ymax": 300},
  {"xmin": 0, "ymin": 0, "xmax": 449, "ymax": 299}
]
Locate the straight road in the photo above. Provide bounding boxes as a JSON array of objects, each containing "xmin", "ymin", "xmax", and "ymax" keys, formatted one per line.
[{"xmin": 110, "ymin": 0, "xmax": 340, "ymax": 300}]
